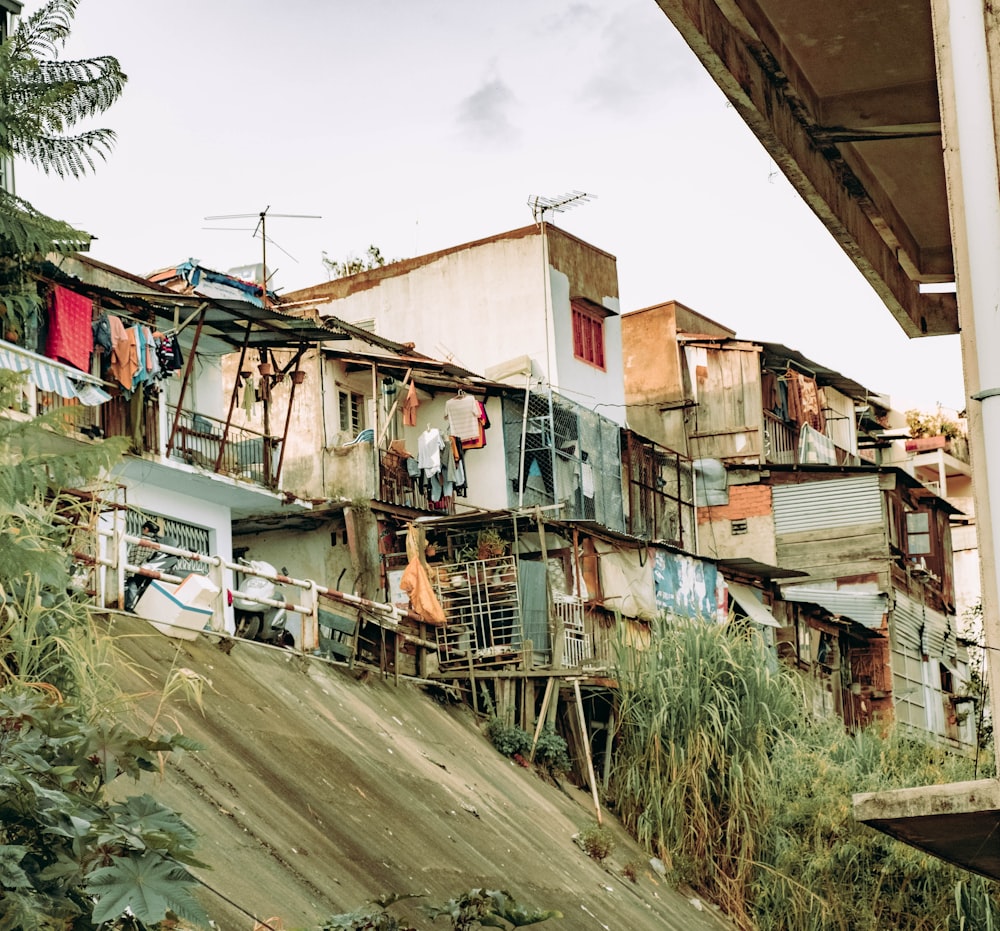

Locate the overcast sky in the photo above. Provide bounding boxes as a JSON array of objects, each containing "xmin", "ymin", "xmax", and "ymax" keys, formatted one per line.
[{"xmin": 15, "ymin": 0, "xmax": 965, "ymax": 414}]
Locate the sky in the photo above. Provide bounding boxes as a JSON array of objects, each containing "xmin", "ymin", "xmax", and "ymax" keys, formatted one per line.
[{"xmin": 15, "ymin": 0, "xmax": 966, "ymax": 415}]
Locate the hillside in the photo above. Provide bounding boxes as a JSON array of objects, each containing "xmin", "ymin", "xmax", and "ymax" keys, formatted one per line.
[{"xmin": 104, "ymin": 612, "xmax": 733, "ymax": 931}]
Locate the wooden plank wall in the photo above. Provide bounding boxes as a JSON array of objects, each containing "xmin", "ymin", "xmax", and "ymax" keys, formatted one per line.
[
  {"xmin": 776, "ymin": 520, "xmax": 890, "ymax": 585},
  {"xmin": 688, "ymin": 345, "xmax": 763, "ymax": 460}
]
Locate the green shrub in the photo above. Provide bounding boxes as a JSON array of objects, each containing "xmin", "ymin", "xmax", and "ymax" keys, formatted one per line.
[
  {"xmin": 533, "ymin": 725, "xmax": 571, "ymax": 775},
  {"xmin": 578, "ymin": 822, "xmax": 615, "ymax": 862},
  {"xmin": 484, "ymin": 716, "xmax": 533, "ymax": 759}
]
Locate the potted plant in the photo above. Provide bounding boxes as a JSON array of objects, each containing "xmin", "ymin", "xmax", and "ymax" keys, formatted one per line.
[{"xmin": 477, "ymin": 527, "xmax": 507, "ymax": 560}]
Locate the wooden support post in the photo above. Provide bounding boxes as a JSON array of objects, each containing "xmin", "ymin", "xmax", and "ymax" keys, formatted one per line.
[
  {"xmin": 395, "ymin": 632, "xmax": 401, "ymax": 687},
  {"xmin": 602, "ymin": 704, "xmax": 616, "ymax": 792},
  {"xmin": 573, "ymin": 679, "xmax": 602, "ymax": 826},
  {"xmin": 468, "ymin": 647, "xmax": 478, "ymax": 715},
  {"xmin": 536, "ymin": 509, "xmax": 562, "ymax": 669},
  {"xmin": 529, "ymin": 676, "xmax": 556, "ymax": 762},
  {"xmin": 522, "ymin": 678, "xmax": 535, "ymax": 732},
  {"xmin": 496, "ymin": 678, "xmax": 512, "ymax": 726}
]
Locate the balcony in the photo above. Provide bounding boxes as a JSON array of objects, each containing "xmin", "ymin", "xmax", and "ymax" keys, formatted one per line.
[
  {"xmin": 97, "ymin": 392, "xmax": 282, "ymax": 488},
  {"xmin": 623, "ymin": 432, "xmax": 694, "ymax": 547},
  {"xmin": 762, "ymin": 410, "xmax": 858, "ymax": 467}
]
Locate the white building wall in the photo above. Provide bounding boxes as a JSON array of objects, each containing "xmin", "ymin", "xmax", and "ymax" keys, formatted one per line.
[
  {"xmin": 117, "ymin": 472, "xmax": 235, "ymax": 631},
  {"xmin": 325, "ymin": 236, "xmax": 548, "ymax": 379},
  {"xmin": 549, "ymin": 266, "xmax": 626, "ymax": 426},
  {"xmin": 394, "ymin": 394, "xmax": 509, "ymax": 512},
  {"xmin": 314, "ymin": 233, "xmax": 626, "ymax": 427}
]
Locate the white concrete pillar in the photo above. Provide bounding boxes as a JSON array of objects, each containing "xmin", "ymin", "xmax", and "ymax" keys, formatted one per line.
[{"xmin": 930, "ymin": 0, "xmax": 1000, "ymax": 769}]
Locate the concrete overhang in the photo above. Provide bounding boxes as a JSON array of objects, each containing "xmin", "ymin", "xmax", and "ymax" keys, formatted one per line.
[
  {"xmin": 654, "ymin": 0, "xmax": 959, "ymax": 337},
  {"xmin": 852, "ymin": 778, "xmax": 1000, "ymax": 880},
  {"xmin": 115, "ymin": 456, "xmax": 312, "ymax": 523}
]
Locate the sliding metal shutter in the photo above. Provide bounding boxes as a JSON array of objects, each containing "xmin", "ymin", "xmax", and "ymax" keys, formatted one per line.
[{"xmin": 772, "ymin": 474, "xmax": 882, "ymax": 535}]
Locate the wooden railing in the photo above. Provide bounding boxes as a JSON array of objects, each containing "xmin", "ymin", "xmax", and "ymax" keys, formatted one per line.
[{"xmin": 377, "ymin": 448, "xmax": 454, "ymax": 514}]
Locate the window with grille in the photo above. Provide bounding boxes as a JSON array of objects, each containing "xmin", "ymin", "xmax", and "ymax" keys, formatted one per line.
[
  {"xmin": 338, "ymin": 389, "xmax": 365, "ymax": 434},
  {"xmin": 571, "ymin": 301, "xmax": 605, "ymax": 370},
  {"xmin": 125, "ymin": 511, "xmax": 210, "ymax": 576}
]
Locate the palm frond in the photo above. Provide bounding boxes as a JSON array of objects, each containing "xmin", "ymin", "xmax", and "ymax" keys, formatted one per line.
[
  {"xmin": 8, "ymin": 55, "xmax": 127, "ymax": 127},
  {"xmin": 0, "ymin": 185, "xmax": 90, "ymax": 255},
  {"xmin": 11, "ymin": 127, "xmax": 116, "ymax": 176},
  {"xmin": 6, "ymin": 0, "xmax": 80, "ymax": 62}
]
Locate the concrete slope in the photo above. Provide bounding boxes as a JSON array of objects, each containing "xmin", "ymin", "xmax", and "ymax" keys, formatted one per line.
[{"xmin": 107, "ymin": 613, "xmax": 732, "ymax": 931}]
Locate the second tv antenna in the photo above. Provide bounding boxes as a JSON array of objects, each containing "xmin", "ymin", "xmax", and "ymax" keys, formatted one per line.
[
  {"xmin": 204, "ymin": 205, "xmax": 321, "ymax": 297},
  {"xmin": 527, "ymin": 190, "xmax": 596, "ymax": 223}
]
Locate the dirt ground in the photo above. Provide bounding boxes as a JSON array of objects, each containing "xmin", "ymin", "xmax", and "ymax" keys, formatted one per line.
[{"xmin": 105, "ymin": 612, "xmax": 734, "ymax": 931}]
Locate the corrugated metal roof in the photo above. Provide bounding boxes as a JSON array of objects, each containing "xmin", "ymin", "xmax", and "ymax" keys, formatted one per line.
[
  {"xmin": 781, "ymin": 585, "xmax": 888, "ymax": 629},
  {"xmin": 893, "ymin": 590, "xmax": 956, "ymax": 658},
  {"xmin": 728, "ymin": 582, "xmax": 782, "ymax": 627}
]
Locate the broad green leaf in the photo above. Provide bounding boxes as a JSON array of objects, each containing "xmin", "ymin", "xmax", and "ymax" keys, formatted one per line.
[
  {"xmin": 0, "ymin": 844, "xmax": 31, "ymax": 889},
  {"xmin": 84, "ymin": 852, "xmax": 206, "ymax": 926}
]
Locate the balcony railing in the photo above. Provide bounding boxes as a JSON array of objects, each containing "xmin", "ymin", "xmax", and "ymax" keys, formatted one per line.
[
  {"xmin": 376, "ymin": 447, "xmax": 454, "ymax": 514},
  {"xmin": 166, "ymin": 406, "xmax": 280, "ymax": 485},
  {"xmin": 762, "ymin": 411, "xmax": 859, "ymax": 467},
  {"xmin": 96, "ymin": 393, "xmax": 281, "ymax": 488},
  {"xmin": 433, "ymin": 556, "xmax": 522, "ymax": 671}
]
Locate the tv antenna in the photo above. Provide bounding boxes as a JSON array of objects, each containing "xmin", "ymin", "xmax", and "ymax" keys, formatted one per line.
[
  {"xmin": 203, "ymin": 205, "xmax": 321, "ymax": 299},
  {"xmin": 527, "ymin": 190, "xmax": 596, "ymax": 223}
]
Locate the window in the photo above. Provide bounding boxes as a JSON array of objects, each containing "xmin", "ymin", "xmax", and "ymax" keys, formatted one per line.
[
  {"xmin": 338, "ymin": 389, "xmax": 365, "ymax": 434},
  {"xmin": 571, "ymin": 302, "xmax": 606, "ymax": 370},
  {"xmin": 906, "ymin": 510, "xmax": 931, "ymax": 555}
]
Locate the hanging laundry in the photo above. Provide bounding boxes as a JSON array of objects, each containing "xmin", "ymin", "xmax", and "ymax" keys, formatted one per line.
[
  {"xmin": 460, "ymin": 399, "xmax": 490, "ymax": 450},
  {"xmin": 45, "ymin": 285, "xmax": 93, "ymax": 372},
  {"xmin": 450, "ymin": 436, "xmax": 467, "ymax": 497},
  {"xmin": 107, "ymin": 315, "xmax": 137, "ymax": 391},
  {"xmin": 402, "ymin": 380, "xmax": 419, "ymax": 427},
  {"xmin": 242, "ymin": 375, "xmax": 257, "ymax": 417},
  {"xmin": 417, "ymin": 425, "xmax": 444, "ymax": 476},
  {"xmin": 92, "ymin": 313, "xmax": 112, "ymax": 354},
  {"xmin": 129, "ymin": 326, "xmax": 152, "ymax": 391},
  {"xmin": 155, "ymin": 332, "xmax": 183, "ymax": 374},
  {"xmin": 445, "ymin": 392, "xmax": 480, "ymax": 441}
]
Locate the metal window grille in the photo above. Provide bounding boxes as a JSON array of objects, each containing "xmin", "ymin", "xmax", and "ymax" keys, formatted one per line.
[
  {"xmin": 125, "ymin": 510, "xmax": 210, "ymax": 576},
  {"xmin": 432, "ymin": 556, "xmax": 522, "ymax": 671},
  {"xmin": 555, "ymin": 596, "xmax": 590, "ymax": 668},
  {"xmin": 339, "ymin": 389, "xmax": 365, "ymax": 434},
  {"xmin": 624, "ymin": 432, "xmax": 694, "ymax": 545},
  {"xmin": 503, "ymin": 389, "xmax": 624, "ymax": 531}
]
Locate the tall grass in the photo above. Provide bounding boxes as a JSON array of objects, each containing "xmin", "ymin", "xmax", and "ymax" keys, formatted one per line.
[
  {"xmin": 0, "ymin": 369, "xmax": 129, "ymax": 714},
  {"xmin": 609, "ymin": 615, "xmax": 1000, "ymax": 930}
]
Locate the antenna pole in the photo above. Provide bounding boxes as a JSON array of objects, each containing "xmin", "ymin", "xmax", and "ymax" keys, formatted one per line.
[{"xmin": 260, "ymin": 211, "xmax": 268, "ymax": 305}]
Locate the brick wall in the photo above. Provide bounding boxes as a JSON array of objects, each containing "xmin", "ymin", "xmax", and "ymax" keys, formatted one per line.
[{"xmin": 697, "ymin": 483, "xmax": 772, "ymax": 524}]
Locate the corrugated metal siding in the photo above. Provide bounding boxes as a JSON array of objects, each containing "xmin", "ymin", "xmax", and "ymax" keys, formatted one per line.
[
  {"xmin": 893, "ymin": 590, "xmax": 955, "ymax": 658},
  {"xmin": 772, "ymin": 474, "xmax": 882, "ymax": 535},
  {"xmin": 781, "ymin": 585, "xmax": 887, "ymax": 629}
]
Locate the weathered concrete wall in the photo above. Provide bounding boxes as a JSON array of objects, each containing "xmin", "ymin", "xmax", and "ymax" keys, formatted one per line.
[
  {"xmin": 287, "ymin": 226, "xmax": 625, "ymax": 424},
  {"xmin": 111, "ymin": 613, "xmax": 737, "ymax": 931},
  {"xmin": 621, "ymin": 303, "xmax": 688, "ymax": 451}
]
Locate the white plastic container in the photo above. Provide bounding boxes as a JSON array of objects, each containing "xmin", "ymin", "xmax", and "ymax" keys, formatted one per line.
[
  {"xmin": 136, "ymin": 579, "xmax": 214, "ymax": 640},
  {"xmin": 174, "ymin": 573, "xmax": 220, "ymax": 610}
]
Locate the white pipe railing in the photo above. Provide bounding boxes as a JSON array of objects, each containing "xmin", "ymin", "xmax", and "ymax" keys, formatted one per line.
[{"xmin": 89, "ymin": 527, "xmax": 433, "ymax": 654}]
